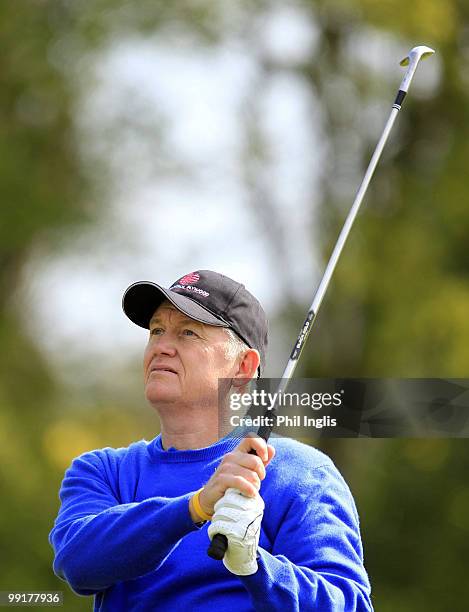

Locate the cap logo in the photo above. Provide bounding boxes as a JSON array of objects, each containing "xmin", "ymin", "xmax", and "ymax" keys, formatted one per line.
[
  {"xmin": 170, "ymin": 271, "xmax": 209, "ymax": 297},
  {"xmin": 179, "ymin": 272, "xmax": 200, "ymax": 286}
]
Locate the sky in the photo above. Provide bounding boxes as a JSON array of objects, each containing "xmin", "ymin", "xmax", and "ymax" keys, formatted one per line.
[
  {"xmin": 20, "ymin": 6, "xmax": 323, "ymax": 387},
  {"xmin": 18, "ymin": 5, "xmax": 440, "ymax": 390}
]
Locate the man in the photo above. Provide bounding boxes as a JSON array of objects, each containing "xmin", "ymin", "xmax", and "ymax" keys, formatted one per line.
[{"xmin": 49, "ymin": 270, "xmax": 373, "ymax": 611}]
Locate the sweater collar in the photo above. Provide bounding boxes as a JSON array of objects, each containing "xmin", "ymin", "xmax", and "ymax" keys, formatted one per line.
[{"xmin": 147, "ymin": 432, "xmax": 242, "ymax": 463}]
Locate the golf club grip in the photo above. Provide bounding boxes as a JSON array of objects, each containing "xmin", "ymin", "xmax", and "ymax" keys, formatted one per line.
[
  {"xmin": 207, "ymin": 439, "xmax": 270, "ymax": 560},
  {"xmin": 207, "ymin": 533, "xmax": 228, "ymax": 560}
]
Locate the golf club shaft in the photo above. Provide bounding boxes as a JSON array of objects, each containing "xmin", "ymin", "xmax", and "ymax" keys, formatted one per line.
[
  {"xmin": 263, "ymin": 105, "xmax": 401, "ymax": 421},
  {"xmin": 208, "ymin": 45, "xmax": 434, "ymax": 561},
  {"xmin": 259, "ymin": 44, "xmax": 435, "ymax": 438}
]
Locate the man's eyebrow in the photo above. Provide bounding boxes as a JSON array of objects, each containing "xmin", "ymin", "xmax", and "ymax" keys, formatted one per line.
[
  {"xmin": 149, "ymin": 315, "xmax": 164, "ymax": 325},
  {"xmin": 149, "ymin": 314, "xmax": 205, "ymax": 328}
]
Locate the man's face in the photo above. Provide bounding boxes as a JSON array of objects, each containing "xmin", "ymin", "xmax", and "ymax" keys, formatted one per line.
[{"xmin": 143, "ymin": 300, "xmax": 237, "ymax": 409}]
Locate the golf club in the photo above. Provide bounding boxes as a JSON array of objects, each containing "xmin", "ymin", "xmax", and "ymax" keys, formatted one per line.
[{"xmin": 208, "ymin": 44, "xmax": 435, "ymax": 561}]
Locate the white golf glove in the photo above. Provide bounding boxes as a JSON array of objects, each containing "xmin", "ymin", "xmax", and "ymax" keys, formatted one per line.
[{"xmin": 208, "ymin": 487, "xmax": 264, "ymax": 576}]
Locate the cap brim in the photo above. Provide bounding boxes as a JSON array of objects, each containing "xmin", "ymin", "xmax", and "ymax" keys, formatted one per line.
[{"xmin": 122, "ymin": 281, "xmax": 229, "ymax": 329}]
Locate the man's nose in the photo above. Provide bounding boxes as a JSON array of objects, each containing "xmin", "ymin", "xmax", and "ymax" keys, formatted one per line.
[{"xmin": 151, "ymin": 334, "xmax": 177, "ymax": 357}]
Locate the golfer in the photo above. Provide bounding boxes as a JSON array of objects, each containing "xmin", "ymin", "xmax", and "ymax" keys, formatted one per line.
[{"xmin": 49, "ymin": 270, "xmax": 373, "ymax": 611}]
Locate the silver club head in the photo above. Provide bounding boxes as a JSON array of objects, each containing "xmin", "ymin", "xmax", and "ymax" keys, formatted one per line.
[
  {"xmin": 397, "ymin": 45, "xmax": 435, "ymax": 92},
  {"xmin": 400, "ymin": 45, "xmax": 435, "ymax": 67}
]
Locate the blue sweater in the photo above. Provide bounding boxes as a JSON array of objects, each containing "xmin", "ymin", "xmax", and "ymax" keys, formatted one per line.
[{"xmin": 49, "ymin": 435, "xmax": 373, "ymax": 611}]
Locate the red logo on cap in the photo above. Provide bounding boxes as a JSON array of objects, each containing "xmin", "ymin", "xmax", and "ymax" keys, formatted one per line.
[{"xmin": 179, "ymin": 272, "xmax": 200, "ymax": 286}]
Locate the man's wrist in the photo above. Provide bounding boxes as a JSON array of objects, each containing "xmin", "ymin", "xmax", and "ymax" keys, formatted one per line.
[
  {"xmin": 189, "ymin": 494, "xmax": 204, "ymax": 524},
  {"xmin": 189, "ymin": 489, "xmax": 213, "ymax": 524}
]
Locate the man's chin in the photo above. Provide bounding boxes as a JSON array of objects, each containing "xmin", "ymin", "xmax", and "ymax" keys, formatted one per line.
[
  {"xmin": 145, "ymin": 382, "xmax": 180, "ymax": 407},
  {"xmin": 145, "ymin": 391, "xmax": 179, "ymax": 406}
]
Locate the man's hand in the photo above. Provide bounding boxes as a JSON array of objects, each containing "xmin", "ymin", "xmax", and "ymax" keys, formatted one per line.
[
  {"xmin": 208, "ymin": 488, "xmax": 264, "ymax": 575},
  {"xmin": 197, "ymin": 435, "xmax": 275, "ymax": 516}
]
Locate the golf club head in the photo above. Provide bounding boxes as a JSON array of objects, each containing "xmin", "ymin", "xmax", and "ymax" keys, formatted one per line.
[
  {"xmin": 397, "ymin": 45, "xmax": 435, "ymax": 93},
  {"xmin": 400, "ymin": 45, "xmax": 435, "ymax": 67}
]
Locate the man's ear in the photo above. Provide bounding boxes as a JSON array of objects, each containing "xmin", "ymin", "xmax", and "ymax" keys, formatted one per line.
[{"xmin": 232, "ymin": 349, "xmax": 260, "ymax": 389}]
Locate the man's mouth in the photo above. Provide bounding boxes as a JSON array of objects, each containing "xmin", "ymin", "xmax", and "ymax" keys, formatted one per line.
[{"xmin": 149, "ymin": 365, "xmax": 178, "ymax": 376}]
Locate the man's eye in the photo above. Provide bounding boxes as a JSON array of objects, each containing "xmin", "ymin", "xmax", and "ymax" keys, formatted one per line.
[
  {"xmin": 150, "ymin": 328, "xmax": 164, "ymax": 336},
  {"xmin": 182, "ymin": 329, "xmax": 197, "ymax": 337}
]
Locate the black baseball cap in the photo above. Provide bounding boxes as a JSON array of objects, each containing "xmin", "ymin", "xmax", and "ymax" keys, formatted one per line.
[{"xmin": 122, "ymin": 270, "xmax": 268, "ymax": 375}]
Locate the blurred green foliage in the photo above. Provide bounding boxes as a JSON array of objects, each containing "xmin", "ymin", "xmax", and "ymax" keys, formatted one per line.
[{"xmin": 1, "ymin": 1, "xmax": 469, "ymax": 611}]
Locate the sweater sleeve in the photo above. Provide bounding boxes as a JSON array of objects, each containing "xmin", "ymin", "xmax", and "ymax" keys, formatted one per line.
[
  {"xmin": 239, "ymin": 464, "xmax": 373, "ymax": 612},
  {"xmin": 49, "ymin": 450, "xmax": 198, "ymax": 595}
]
